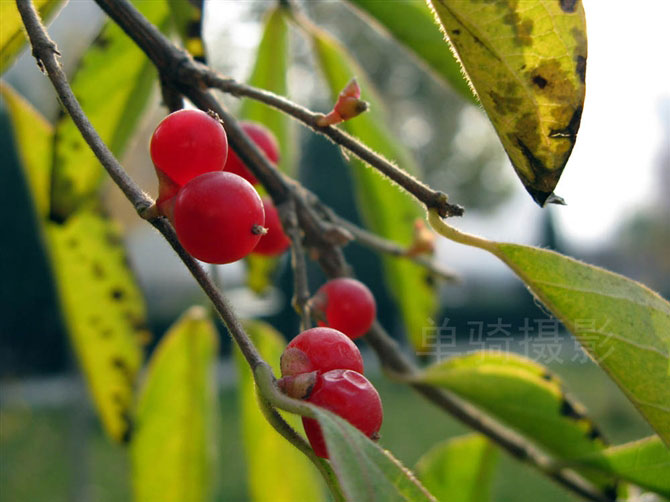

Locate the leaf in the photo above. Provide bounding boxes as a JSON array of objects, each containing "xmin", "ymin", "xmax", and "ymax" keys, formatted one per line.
[
  {"xmin": 167, "ymin": 0, "xmax": 205, "ymax": 61},
  {"xmin": 131, "ymin": 307, "xmax": 219, "ymax": 502},
  {"xmin": 48, "ymin": 210, "xmax": 147, "ymax": 442},
  {"xmin": 2, "ymin": 83, "xmax": 147, "ymax": 443},
  {"xmin": 233, "ymin": 321, "xmax": 324, "ymax": 502},
  {"xmin": 312, "ymin": 407, "xmax": 437, "ymax": 502},
  {"xmin": 308, "ymin": 25, "xmax": 438, "ymax": 351},
  {"xmin": 410, "ymin": 351, "xmax": 608, "ymax": 461},
  {"xmin": 50, "ymin": 0, "xmax": 170, "ymax": 221},
  {"xmin": 344, "ymin": 0, "xmax": 475, "ymax": 103},
  {"xmin": 428, "ymin": 211, "xmax": 670, "ymax": 448},
  {"xmin": 241, "ymin": 7, "xmax": 294, "ymax": 292},
  {"xmin": 0, "ymin": 0, "xmax": 63, "ymax": 74},
  {"xmin": 415, "ymin": 434, "xmax": 498, "ymax": 502},
  {"xmin": 1, "ymin": 83, "xmax": 52, "ymax": 217},
  {"xmin": 573, "ymin": 436, "xmax": 670, "ymax": 497},
  {"xmin": 427, "ymin": 0, "xmax": 587, "ymax": 205}
]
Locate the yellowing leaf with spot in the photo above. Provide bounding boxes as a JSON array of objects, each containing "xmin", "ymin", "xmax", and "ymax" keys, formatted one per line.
[
  {"xmin": 0, "ymin": 0, "xmax": 63, "ymax": 74},
  {"xmin": 131, "ymin": 307, "xmax": 219, "ymax": 502},
  {"xmin": 50, "ymin": 0, "xmax": 170, "ymax": 220},
  {"xmin": 410, "ymin": 351, "xmax": 610, "ymax": 462},
  {"xmin": 308, "ymin": 25, "xmax": 438, "ymax": 350},
  {"xmin": 49, "ymin": 210, "xmax": 146, "ymax": 442},
  {"xmin": 233, "ymin": 321, "xmax": 325, "ymax": 502},
  {"xmin": 242, "ymin": 7, "xmax": 294, "ymax": 293},
  {"xmin": 428, "ymin": 0, "xmax": 587, "ymax": 205},
  {"xmin": 415, "ymin": 434, "xmax": 498, "ymax": 502},
  {"xmin": 429, "ymin": 211, "xmax": 670, "ymax": 447}
]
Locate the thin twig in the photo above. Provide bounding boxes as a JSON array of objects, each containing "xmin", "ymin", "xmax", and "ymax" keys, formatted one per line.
[{"xmin": 279, "ymin": 199, "xmax": 313, "ymax": 330}]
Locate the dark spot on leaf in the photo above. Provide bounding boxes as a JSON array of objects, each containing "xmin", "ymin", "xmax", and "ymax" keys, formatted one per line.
[
  {"xmin": 49, "ymin": 209, "xmax": 68, "ymax": 225},
  {"xmin": 120, "ymin": 410, "xmax": 134, "ymax": 444},
  {"xmin": 520, "ymin": 64, "xmax": 527, "ymax": 70},
  {"xmin": 452, "ymin": 29, "xmax": 461, "ymax": 35},
  {"xmin": 541, "ymin": 371, "xmax": 553, "ymax": 381},
  {"xmin": 105, "ymin": 230, "xmax": 122, "ymax": 247},
  {"xmin": 101, "ymin": 328, "xmax": 113, "ymax": 338},
  {"xmin": 559, "ymin": 0, "xmax": 578, "ymax": 13},
  {"xmin": 424, "ymin": 273, "xmax": 436, "ymax": 288},
  {"xmin": 559, "ymin": 398, "xmax": 585, "ymax": 420},
  {"xmin": 489, "ymin": 90, "xmax": 522, "ymax": 115},
  {"xmin": 111, "ymin": 288, "xmax": 125, "ymax": 301},
  {"xmin": 91, "ymin": 262, "xmax": 105, "ymax": 279},
  {"xmin": 549, "ymin": 106, "xmax": 583, "ymax": 140},
  {"xmin": 111, "ymin": 357, "xmax": 126, "ymax": 370},
  {"xmin": 586, "ymin": 424, "xmax": 604, "ymax": 441},
  {"xmin": 575, "ymin": 55, "xmax": 586, "ymax": 83},
  {"xmin": 93, "ymin": 33, "xmax": 110, "ymax": 49},
  {"xmin": 532, "ymin": 75, "xmax": 548, "ymax": 89}
]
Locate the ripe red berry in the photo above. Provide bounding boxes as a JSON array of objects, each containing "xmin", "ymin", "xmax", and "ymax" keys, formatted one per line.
[
  {"xmin": 224, "ymin": 122, "xmax": 279, "ymax": 185},
  {"xmin": 312, "ymin": 278, "xmax": 376, "ymax": 339},
  {"xmin": 173, "ymin": 172, "xmax": 265, "ymax": 264},
  {"xmin": 150, "ymin": 109, "xmax": 228, "ymax": 189},
  {"xmin": 281, "ymin": 327, "xmax": 364, "ymax": 377},
  {"xmin": 252, "ymin": 197, "xmax": 291, "ymax": 256},
  {"xmin": 302, "ymin": 369, "xmax": 383, "ymax": 458}
]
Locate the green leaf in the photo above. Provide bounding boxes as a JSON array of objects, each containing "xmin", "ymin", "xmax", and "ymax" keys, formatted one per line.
[
  {"xmin": 50, "ymin": 0, "xmax": 170, "ymax": 221},
  {"xmin": 241, "ymin": 7, "xmax": 294, "ymax": 292},
  {"xmin": 415, "ymin": 434, "xmax": 498, "ymax": 502},
  {"xmin": 427, "ymin": 0, "xmax": 587, "ymax": 205},
  {"xmin": 573, "ymin": 436, "xmax": 670, "ymax": 497},
  {"xmin": 233, "ymin": 321, "xmax": 324, "ymax": 502},
  {"xmin": 344, "ymin": 0, "xmax": 475, "ymax": 103},
  {"xmin": 1, "ymin": 83, "xmax": 53, "ymax": 217},
  {"xmin": 309, "ymin": 26, "xmax": 438, "ymax": 351},
  {"xmin": 0, "ymin": 0, "xmax": 63, "ymax": 74},
  {"xmin": 410, "ymin": 351, "xmax": 608, "ymax": 461},
  {"xmin": 131, "ymin": 307, "xmax": 219, "ymax": 502},
  {"xmin": 48, "ymin": 210, "xmax": 147, "ymax": 442},
  {"xmin": 429, "ymin": 212, "xmax": 670, "ymax": 448},
  {"xmin": 311, "ymin": 407, "xmax": 437, "ymax": 502}
]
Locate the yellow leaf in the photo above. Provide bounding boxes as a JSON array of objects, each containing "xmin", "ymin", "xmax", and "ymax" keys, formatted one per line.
[{"xmin": 428, "ymin": 0, "xmax": 587, "ymax": 205}]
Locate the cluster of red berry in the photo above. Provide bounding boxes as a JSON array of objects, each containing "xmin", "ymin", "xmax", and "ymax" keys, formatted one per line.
[
  {"xmin": 150, "ymin": 109, "xmax": 290, "ymax": 264},
  {"xmin": 280, "ymin": 278, "xmax": 382, "ymax": 458},
  {"xmin": 150, "ymin": 110, "xmax": 382, "ymax": 458}
]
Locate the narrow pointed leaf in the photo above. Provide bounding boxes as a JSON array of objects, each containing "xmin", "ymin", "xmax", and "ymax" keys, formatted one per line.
[
  {"xmin": 48, "ymin": 210, "xmax": 147, "ymax": 441},
  {"xmin": 312, "ymin": 407, "xmax": 437, "ymax": 502},
  {"xmin": 1, "ymin": 83, "xmax": 52, "ymax": 216},
  {"xmin": 241, "ymin": 7, "xmax": 294, "ymax": 292},
  {"xmin": 344, "ymin": 0, "xmax": 475, "ymax": 102},
  {"xmin": 131, "ymin": 307, "xmax": 219, "ymax": 502},
  {"xmin": 429, "ymin": 212, "xmax": 670, "ymax": 447},
  {"xmin": 573, "ymin": 436, "xmax": 670, "ymax": 497},
  {"xmin": 50, "ymin": 0, "xmax": 170, "ymax": 220},
  {"xmin": 309, "ymin": 26, "xmax": 438, "ymax": 350},
  {"xmin": 0, "ymin": 0, "xmax": 63, "ymax": 74},
  {"xmin": 3, "ymin": 84, "xmax": 146, "ymax": 442},
  {"xmin": 427, "ymin": 0, "xmax": 587, "ymax": 205},
  {"xmin": 233, "ymin": 321, "xmax": 324, "ymax": 502},
  {"xmin": 411, "ymin": 351, "xmax": 608, "ymax": 461},
  {"xmin": 415, "ymin": 434, "xmax": 498, "ymax": 502}
]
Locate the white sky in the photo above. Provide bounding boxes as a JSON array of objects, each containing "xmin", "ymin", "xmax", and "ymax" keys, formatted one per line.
[{"xmin": 552, "ymin": 0, "xmax": 670, "ymax": 246}]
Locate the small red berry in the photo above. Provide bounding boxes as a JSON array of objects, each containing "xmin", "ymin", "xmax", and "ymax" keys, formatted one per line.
[
  {"xmin": 173, "ymin": 172, "xmax": 265, "ymax": 264},
  {"xmin": 312, "ymin": 278, "xmax": 376, "ymax": 339},
  {"xmin": 281, "ymin": 327, "xmax": 364, "ymax": 377},
  {"xmin": 252, "ymin": 197, "xmax": 291, "ymax": 256},
  {"xmin": 150, "ymin": 109, "xmax": 228, "ymax": 188},
  {"xmin": 302, "ymin": 369, "xmax": 383, "ymax": 458},
  {"xmin": 224, "ymin": 122, "xmax": 279, "ymax": 185}
]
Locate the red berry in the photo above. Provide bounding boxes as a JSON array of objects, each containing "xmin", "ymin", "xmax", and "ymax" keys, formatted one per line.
[
  {"xmin": 281, "ymin": 327, "xmax": 363, "ymax": 377},
  {"xmin": 224, "ymin": 122, "xmax": 279, "ymax": 185},
  {"xmin": 252, "ymin": 197, "xmax": 291, "ymax": 256},
  {"xmin": 173, "ymin": 172, "xmax": 265, "ymax": 264},
  {"xmin": 302, "ymin": 369, "xmax": 383, "ymax": 458},
  {"xmin": 151, "ymin": 109, "xmax": 228, "ymax": 188},
  {"xmin": 312, "ymin": 278, "xmax": 376, "ymax": 339}
]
